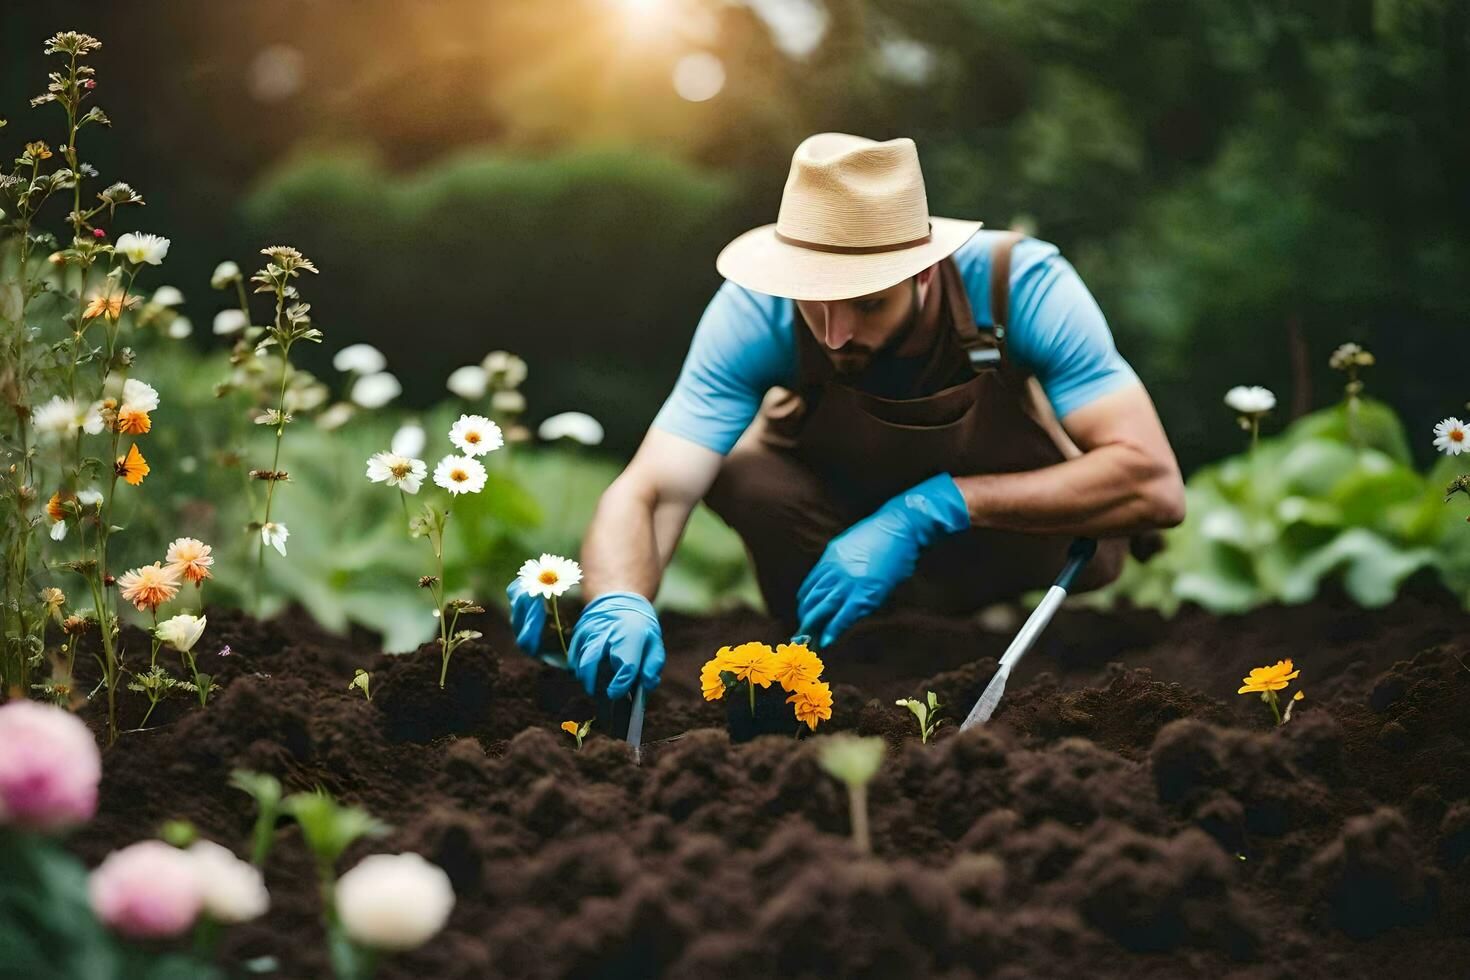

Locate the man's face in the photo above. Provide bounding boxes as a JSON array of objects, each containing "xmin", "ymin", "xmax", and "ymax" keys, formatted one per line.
[{"xmin": 795, "ymin": 267, "xmax": 933, "ymax": 377}]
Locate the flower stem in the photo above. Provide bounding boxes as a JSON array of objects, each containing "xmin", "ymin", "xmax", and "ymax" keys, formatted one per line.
[
  {"xmin": 848, "ymin": 782, "xmax": 871, "ymax": 855},
  {"xmin": 550, "ymin": 596, "xmax": 568, "ymax": 656},
  {"xmin": 749, "ymin": 679, "xmax": 756, "ymax": 717}
]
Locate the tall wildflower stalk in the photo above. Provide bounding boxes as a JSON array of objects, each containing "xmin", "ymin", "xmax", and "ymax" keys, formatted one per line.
[{"xmin": 242, "ymin": 247, "xmax": 322, "ymax": 612}]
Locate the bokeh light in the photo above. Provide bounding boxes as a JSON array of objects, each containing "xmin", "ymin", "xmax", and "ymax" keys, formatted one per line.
[{"xmin": 672, "ymin": 52, "xmax": 725, "ymax": 102}]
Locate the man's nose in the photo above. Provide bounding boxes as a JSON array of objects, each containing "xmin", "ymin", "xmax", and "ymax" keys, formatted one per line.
[{"xmin": 819, "ymin": 304, "xmax": 854, "ymax": 349}]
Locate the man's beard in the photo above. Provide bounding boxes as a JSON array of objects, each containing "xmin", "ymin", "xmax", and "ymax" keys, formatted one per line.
[{"xmin": 827, "ymin": 279, "xmax": 922, "ymax": 380}]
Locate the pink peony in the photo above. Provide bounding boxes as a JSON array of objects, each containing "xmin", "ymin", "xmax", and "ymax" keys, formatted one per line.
[
  {"xmin": 0, "ymin": 701, "xmax": 101, "ymax": 831},
  {"xmin": 88, "ymin": 841, "xmax": 204, "ymax": 939}
]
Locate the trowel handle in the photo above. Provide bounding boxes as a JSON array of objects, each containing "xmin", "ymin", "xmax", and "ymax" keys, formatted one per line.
[{"xmin": 995, "ymin": 538, "xmax": 1096, "ymax": 672}]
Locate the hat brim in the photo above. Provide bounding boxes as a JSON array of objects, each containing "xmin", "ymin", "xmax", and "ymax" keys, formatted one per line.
[{"xmin": 715, "ymin": 216, "xmax": 983, "ymax": 302}]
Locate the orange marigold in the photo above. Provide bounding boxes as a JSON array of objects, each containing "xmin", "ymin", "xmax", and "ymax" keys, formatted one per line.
[
  {"xmin": 719, "ymin": 642, "xmax": 776, "ymax": 688},
  {"xmin": 559, "ymin": 720, "xmax": 579, "ymax": 736},
  {"xmin": 117, "ymin": 562, "xmax": 180, "ymax": 613},
  {"xmin": 771, "ymin": 641, "xmax": 824, "ymax": 693},
  {"xmin": 787, "ymin": 680, "xmax": 833, "ymax": 731},
  {"xmin": 115, "ymin": 444, "xmax": 149, "ymax": 486},
  {"xmin": 114, "ymin": 407, "xmax": 151, "ymax": 435}
]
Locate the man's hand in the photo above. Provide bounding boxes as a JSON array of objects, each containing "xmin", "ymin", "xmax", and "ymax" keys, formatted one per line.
[
  {"xmin": 797, "ymin": 473, "xmax": 970, "ymax": 648},
  {"xmin": 568, "ymin": 592, "xmax": 666, "ymax": 698}
]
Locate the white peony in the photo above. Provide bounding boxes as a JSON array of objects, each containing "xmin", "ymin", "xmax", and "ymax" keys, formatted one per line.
[
  {"xmin": 537, "ymin": 411, "xmax": 604, "ymax": 446},
  {"xmin": 390, "ymin": 423, "xmax": 426, "ymax": 458},
  {"xmin": 335, "ymin": 853, "xmax": 454, "ymax": 951},
  {"xmin": 114, "ymin": 232, "xmax": 170, "ymax": 266},
  {"xmin": 154, "ymin": 614, "xmax": 206, "ymax": 654},
  {"xmin": 516, "ymin": 554, "xmax": 583, "ymax": 599},
  {"xmin": 186, "ymin": 840, "xmax": 269, "ymax": 923},
  {"xmin": 432, "ymin": 455, "xmax": 487, "ymax": 495},
  {"xmin": 445, "ymin": 365, "xmax": 488, "ymax": 400},
  {"xmin": 1223, "ymin": 385, "xmax": 1276, "ymax": 415},
  {"xmin": 350, "ymin": 372, "xmax": 401, "ymax": 409},
  {"xmin": 332, "ymin": 343, "xmax": 387, "ymax": 375},
  {"xmin": 365, "ymin": 452, "xmax": 427, "ymax": 494},
  {"xmin": 448, "ymin": 414, "xmax": 503, "ymax": 457},
  {"xmin": 212, "ymin": 309, "xmax": 249, "ymax": 336}
]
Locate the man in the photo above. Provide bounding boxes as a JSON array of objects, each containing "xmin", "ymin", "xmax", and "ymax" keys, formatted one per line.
[{"xmin": 509, "ymin": 133, "xmax": 1184, "ymax": 699}]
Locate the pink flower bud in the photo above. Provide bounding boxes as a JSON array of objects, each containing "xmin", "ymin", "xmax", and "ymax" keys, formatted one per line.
[
  {"xmin": 93, "ymin": 228, "xmax": 107, "ymax": 238},
  {"xmin": 0, "ymin": 701, "xmax": 101, "ymax": 831},
  {"xmin": 89, "ymin": 841, "xmax": 204, "ymax": 939}
]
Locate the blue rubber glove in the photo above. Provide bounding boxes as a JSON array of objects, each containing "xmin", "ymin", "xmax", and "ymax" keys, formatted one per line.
[
  {"xmin": 797, "ymin": 473, "xmax": 970, "ymax": 648},
  {"xmin": 505, "ymin": 578, "xmax": 547, "ymax": 656},
  {"xmin": 568, "ymin": 592, "xmax": 666, "ymax": 698}
]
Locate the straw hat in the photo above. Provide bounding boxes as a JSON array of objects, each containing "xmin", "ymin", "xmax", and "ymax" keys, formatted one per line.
[{"xmin": 716, "ymin": 133, "xmax": 982, "ymax": 302}]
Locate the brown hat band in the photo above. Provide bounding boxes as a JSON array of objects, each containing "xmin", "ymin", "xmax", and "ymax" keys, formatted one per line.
[{"xmin": 773, "ymin": 223, "xmax": 933, "ymax": 255}]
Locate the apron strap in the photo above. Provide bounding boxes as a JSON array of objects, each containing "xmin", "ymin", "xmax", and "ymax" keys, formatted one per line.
[{"xmin": 955, "ymin": 231, "xmax": 1024, "ymax": 372}]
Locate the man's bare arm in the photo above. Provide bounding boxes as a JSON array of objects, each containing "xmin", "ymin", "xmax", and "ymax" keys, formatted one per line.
[
  {"xmin": 953, "ymin": 383, "xmax": 1185, "ymax": 535},
  {"xmin": 580, "ymin": 429, "xmax": 724, "ymax": 600}
]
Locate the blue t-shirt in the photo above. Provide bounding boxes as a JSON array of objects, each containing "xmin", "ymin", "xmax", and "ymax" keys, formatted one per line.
[{"xmin": 651, "ymin": 230, "xmax": 1138, "ymax": 455}]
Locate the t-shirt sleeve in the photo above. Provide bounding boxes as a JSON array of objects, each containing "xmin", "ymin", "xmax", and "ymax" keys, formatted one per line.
[
  {"xmin": 958, "ymin": 234, "xmax": 1138, "ymax": 420},
  {"xmin": 650, "ymin": 280, "xmax": 795, "ymax": 455}
]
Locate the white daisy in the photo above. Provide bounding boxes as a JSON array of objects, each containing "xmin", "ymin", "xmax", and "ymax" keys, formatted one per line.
[
  {"xmin": 537, "ymin": 411, "xmax": 604, "ymax": 446},
  {"xmin": 516, "ymin": 554, "xmax": 583, "ymax": 599},
  {"xmin": 260, "ymin": 522, "xmax": 290, "ymax": 556},
  {"xmin": 390, "ymin": 423, "xmax": 426, "ymax": 458},
  {"xmin": 332, "ymin": 344, "xmax": 387, "ymax": 375},
  {"xmin": 445, "ymin": 365, "xmax": 488, "ymax": 400},
  {"xmin": 1224, "ymin": 385, "xmax": 1276, "ymax": 415},
  {"xmin": 366, "ymin": 452, "xmax": 428, "ymax": 494},
  {"xmin": 121, "ymin": 378, "xmax": 160, "ymax": 413},
  {"xmin": 350, "ymin": 372, "xmax": 401, "ymax": 409},
  {"xmin": 432, "ymin": 455, "xmax": 487, "ymax": 495},
  {"xmin": 210, "ymin": 260, "xmax": 240, "ymax": 289},
  {"xmin": 33, "ymin": 396, "xmax": 78, "ymax": 436},
  {"xmin": 167, "ymin": 316, "xmax": 194, "ymax": 339},
  {"xmin": 448, "ymin": 414, "xmax": 503, "ymax": 457},
  {"xmin": 481, "ymin": 351, "xmax": 527, "ymax": 388},
  {"xmin": 114, "ymin": 232, "xmax": 170, "ymax": 266},
  {"xmin": 1433, "ymin": 417, "xmax": 1469, "ymax": 456},
  {"xmin": 213, "ymin": 309, "xmax": 249, "ymax": 335}
]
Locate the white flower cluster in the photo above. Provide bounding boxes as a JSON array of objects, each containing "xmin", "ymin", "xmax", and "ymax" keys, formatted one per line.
[{"xmin": 366, "ymin": 414, "xmax": 504, "ymax": 498}]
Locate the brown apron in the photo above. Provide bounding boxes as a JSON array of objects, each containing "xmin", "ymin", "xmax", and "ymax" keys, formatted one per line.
[{"xmin": 706, "ymin": 233, "xmax": 1126, "ymax": 625}]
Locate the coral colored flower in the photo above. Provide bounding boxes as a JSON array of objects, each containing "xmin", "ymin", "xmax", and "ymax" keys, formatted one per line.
[
  {"xmin": 432, "ymin": 455, "xmax": 487, "ymax": 495},
  {"xmin": 1237, "ymin": 659, "xmax": 1300, "ymax": 694},
  {"xmin": 335, "ymin": 853, "xmax": 455, "ymax": 951},
  {"xmin": 516, "ymin": 554, "xmax": 582, "ymax": 599},
  {"xmin": 117, "ymin": 562, "xmax": 180, "ymax": 613},
  {"xmin": 365, "ymin": 451, "xmax": 427, "ymax": 494},
  {"xmin": 46, "ymin": 490, "xmax": 72, "ymax": 523},
  {"xmin": 787, "ymin": 680, "xmax": 833, "ymax": 731},
  {"xmin": 1433, "ymin": 417, "xmax": 1468, "ymax": 456},
  {"xmin": 771, "ymin": 642, "xmax": 824, "ymax": 692},
  {"xmin": 89, "ymin": 840, "xmax": 203, "ymax": 939},
  {"xmin": 0, "ymin": 701, "xmax": 101, "ymax": 832},
  {"xmin": 115, "ymin": 443, "xmax": 149, "ymax": 485},
  {"xmin": 83, "ymin": 291, "xmax": 134, "ymax": 322},
  {"xmin": 720, "ymin": 642, "xmax": 776, "ymax": 688},
  {"xmin": 165, "ymin": 537, "xmax": 214, "ymax": 584},
  {"xmin": 448, "ymin": 414, "xmax": 503, "ymax": 458}
]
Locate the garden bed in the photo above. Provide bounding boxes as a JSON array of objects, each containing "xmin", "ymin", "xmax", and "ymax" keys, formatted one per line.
[{"xmin": 71, "ymin": 586, "xmax": 1470, "ymax": 979}]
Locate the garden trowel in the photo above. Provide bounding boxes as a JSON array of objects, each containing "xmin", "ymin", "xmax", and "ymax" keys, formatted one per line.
[{"xmin": 959, "ymin": 538, "xmax": 1096, "ymax": 731}]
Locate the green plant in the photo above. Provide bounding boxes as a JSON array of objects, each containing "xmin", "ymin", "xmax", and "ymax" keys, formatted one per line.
[
  {"xmin": 229, "ymin": 769, "xmax": 283, "ymax": 867},
  {"xmin": 349, "ymin": 668, "xmax": 372, "ymax": 701},
  {"xmin": 894, "ymin": 691, "xmax": 947, "ymax": 744},
  {"xmin": 817, "ymin": 735, "xmax": 885, "ymax": 855},
  {"xmin": 559, "ymin": 718, "xmax": 592, "ymax": 749}
]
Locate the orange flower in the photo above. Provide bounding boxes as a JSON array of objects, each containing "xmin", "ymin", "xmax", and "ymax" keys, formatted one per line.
[
  {"xmin": 83, "ymin": 291, "xmax": 134, "ymax": 322},
  {"xmin": 164, "ymin": 537, "xmax": 214, "ymax": 585},
  {"xmin": 115, "ymin": 444, "xmax": 149, "ymax": 485},
  {"xmin": 46, "ymin": 490, "xmax": 73, "ymax": 523},
  {"xmin": 719, "ymin": 642, "xmax": 776, "ymax": 688},
  {"xmin": 1237, "ymin": 659, "xmax": 1300, "ymax": 694},
  {"xmin": 700, "ymin": 656, "xmax": 730, "ymax": 701},
  {"xmin": 114, "ymin": 408, "xmax": 151, "ymax": 435},
  {"xmin": 771, "ymin": 641, "xmax": 824, "ymax": 693},
  {"xmin": 787, "ymin": 680, "xmax": 833, "ymax": 731},
  {"xmin": 117, "ymin": 562, "xmax": 180, "ymax": 613},
  {"xmin": 560, "ymin": 720, "xmax": 579, "ymax": 736}
]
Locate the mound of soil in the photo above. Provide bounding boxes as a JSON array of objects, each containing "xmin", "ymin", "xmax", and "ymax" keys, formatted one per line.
[{"xmin": 67, "ymin": 586, "xmax": 1470, "ymax": 978}]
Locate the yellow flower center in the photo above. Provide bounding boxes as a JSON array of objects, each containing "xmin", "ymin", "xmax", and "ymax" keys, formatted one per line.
[
  {"xmin": 451, "ymin": 468, "xmax": 467, "ymax": 482},
  {"xmin": 465, "ymin": 431, "xmax": 481, "ymax": 444},
  {"xmin": 389, "ymin": 461, "xmax": 411, "ymax": 478},
  {"xmin": 1453, "ymin": 429, "xmax": 1465, "ymax": 443},
  {"xmin": 538, "ymin": 570, "xmax": 559, "ymax": 585}
]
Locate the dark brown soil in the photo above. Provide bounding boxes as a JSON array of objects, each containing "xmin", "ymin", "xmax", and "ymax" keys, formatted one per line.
[{"xmin": 67, "ymin": 584, "xmax": 1470, "ymax": 979}]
